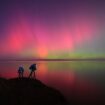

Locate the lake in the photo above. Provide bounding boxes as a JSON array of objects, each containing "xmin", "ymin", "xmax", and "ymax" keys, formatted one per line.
[{"xmin": 0, "ymin": 61, "xmax": 105, "ymax": 104}]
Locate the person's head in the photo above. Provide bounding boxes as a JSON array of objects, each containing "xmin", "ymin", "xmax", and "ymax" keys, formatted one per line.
[
  {"xmin": 19, "ymin": 66, "xmax": 24, "ymax": 71},
  {"xmin": 29, "ymin": 64, "xmax": 36, "ymax": 70},
  {"xmin": 20, "ymin": 65, "xmax": 23, "ymax": 68}
]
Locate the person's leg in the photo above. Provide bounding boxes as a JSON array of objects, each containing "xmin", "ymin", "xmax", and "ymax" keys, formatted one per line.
[
  {"xmin": 29, "ymin": 71, "xmax": 33, "ymax": 78},
  {"xmin": 19, "ymin": 73, "xmax": 21, "ymax": 78},
  {"xmin": 20, "ymin": 73, "xmax": 22, "ymax": 78},
  {"xmin": 22, "ymin": 72, "xmax": 23, "ymax": 78},
  {"xmin": 33, "ymin": 71, "xmax": 35, "ymax": 78}
]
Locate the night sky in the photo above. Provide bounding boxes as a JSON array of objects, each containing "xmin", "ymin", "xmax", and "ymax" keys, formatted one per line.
[{"xmin": 0, "ymin": 0, "xmax": 105, "ymax": 59}]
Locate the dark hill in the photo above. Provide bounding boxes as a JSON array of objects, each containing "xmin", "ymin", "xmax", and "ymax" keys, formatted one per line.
[{"xmin": 0, "ymin": 77, "xmax": 68, "ymax": 105}]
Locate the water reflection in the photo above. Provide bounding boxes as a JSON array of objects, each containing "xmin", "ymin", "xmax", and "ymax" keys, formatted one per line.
[{"xmin": 0, "ymin": 61, "xmax": 105, "ymax": 104}]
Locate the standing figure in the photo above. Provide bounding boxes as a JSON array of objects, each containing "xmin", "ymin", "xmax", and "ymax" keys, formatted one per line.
[
  {"xmin": 18, "ymin": 66, "xmax": 24, "ymax": 78},
  {"xmin": 29, "ymin": 64, "xmax": 37, "ymax": 78}
]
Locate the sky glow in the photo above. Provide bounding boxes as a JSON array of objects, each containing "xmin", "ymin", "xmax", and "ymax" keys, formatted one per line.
[{"xmin": 0, "ymin": 0, "xmax": 105, "ymax": 59}]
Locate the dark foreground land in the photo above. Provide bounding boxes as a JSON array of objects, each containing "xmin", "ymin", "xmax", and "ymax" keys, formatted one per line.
[{"xmin": 0, "ymin": 77, "xmax": 68, "ymax": 105}]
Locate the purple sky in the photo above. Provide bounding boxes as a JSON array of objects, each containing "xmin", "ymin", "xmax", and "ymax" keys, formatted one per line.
[{"xmin": 0, "ymin": 0, "xmax": 105, "ymax": 59}]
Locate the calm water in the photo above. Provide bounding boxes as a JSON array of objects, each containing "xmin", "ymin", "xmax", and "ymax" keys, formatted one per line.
[{"xmin": 0, "ymin": 61, "xmax": 105, "ymax": 104}]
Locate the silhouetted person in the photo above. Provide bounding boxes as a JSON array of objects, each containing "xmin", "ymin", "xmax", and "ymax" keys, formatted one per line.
[
  {"xmin": 29, "ymin": 64, "xmax": 37, "ymax": 78},
  {"xmin": 18, "ymin": 66, "xmax": 24, "ymax": 78}
]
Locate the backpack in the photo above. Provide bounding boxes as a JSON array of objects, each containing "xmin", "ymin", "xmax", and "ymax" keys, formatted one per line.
[{"xmin": 29, "ymin": 64, "xmax": 36, "ymax": 71}]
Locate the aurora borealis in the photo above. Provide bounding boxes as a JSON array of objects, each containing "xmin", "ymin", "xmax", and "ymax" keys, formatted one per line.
[
  {"xmin": 0, "ymin": 0, "xmax": 105, "ymax": 59},
  {"xmin": 1, "ymin": 1, "xmax": 105, "ymax": 104}
]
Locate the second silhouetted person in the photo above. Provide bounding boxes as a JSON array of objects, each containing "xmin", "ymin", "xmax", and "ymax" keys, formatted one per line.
[{"xmin": 29, "ymin": 64, "xmax": 37, "ymax": 78}]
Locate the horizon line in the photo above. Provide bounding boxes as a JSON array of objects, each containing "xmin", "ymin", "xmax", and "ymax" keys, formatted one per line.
[{"xmin": 0, "ymin": 58, "xmax": 105, "ymax": 61}]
